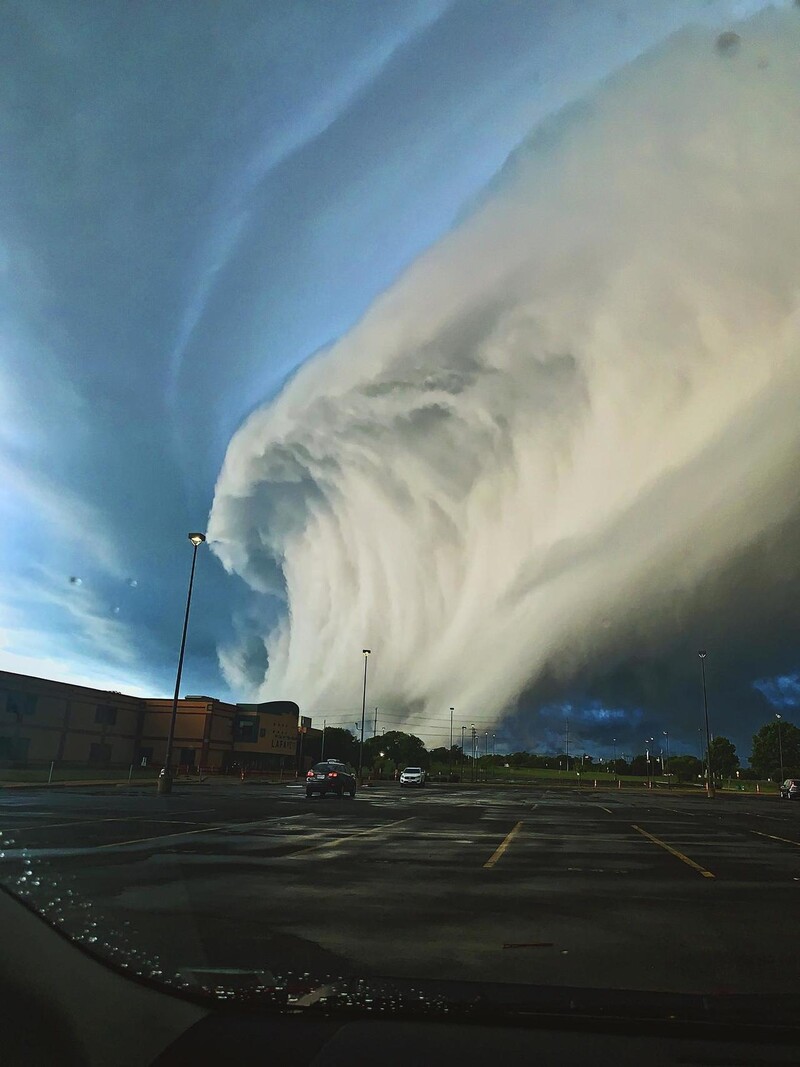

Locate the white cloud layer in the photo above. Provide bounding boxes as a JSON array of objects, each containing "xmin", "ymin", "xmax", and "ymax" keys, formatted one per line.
[{"xmin": 209, "ymin": 8, "xmax": 800, "ymax": 737}]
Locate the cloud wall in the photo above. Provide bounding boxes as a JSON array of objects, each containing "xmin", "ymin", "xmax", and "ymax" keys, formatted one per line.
[{"xmin": 209, "ymin": 8, "xmax": 800, "ymax": 740}]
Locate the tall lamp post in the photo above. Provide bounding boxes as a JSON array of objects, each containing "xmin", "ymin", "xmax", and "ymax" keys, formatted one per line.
[
  {"xmin": 158, "ymin": 532, "xmax": 206, "ymax": 796},
  {"xmin": 461, "ymin": 725, "xmax": 466, "ymax": 780},
  {"xmin": 698, "ymin": 650, "xmax": 715, "ymax": 798},
  {"xmin": 471, "ymin": 723, "xmax": 476, "ymax": 783},
  {"xmin": 776, "ymin": 713, "xmax": 785, "ymax": 784},
  {"xmin": 449, "ymin": 707, "xmax": 455, "ymax": 776},
  {"xmin": 645, "ymin": 737, "xmax": 654, "ymax": 787},
  {"xmin": 357, "ymin": 649, "xmax": 371, "ymax": 782},
  {"xmin": 612, "ymin": 737, "xmax": 617, "ymax": 778}
]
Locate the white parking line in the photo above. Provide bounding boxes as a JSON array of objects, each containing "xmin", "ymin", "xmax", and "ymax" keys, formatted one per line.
[{"xmin": 293, "ymin": 817, "xmax": 414, "ymax": 857}]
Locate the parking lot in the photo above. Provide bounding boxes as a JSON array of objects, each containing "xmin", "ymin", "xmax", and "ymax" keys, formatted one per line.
[{"xmin": 1, "ymin": 782, "xmax": 799, "ymax": 994}]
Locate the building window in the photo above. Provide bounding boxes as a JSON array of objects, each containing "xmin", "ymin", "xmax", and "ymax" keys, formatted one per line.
[
  {"xmin": 95, "ymin": 705, "xmax": 117, "ymax": 725},
  {"xmin": 1, "ymin": 691, "xmax": 37, "ymax": 716},
  {"xmin": 89, "ymin": 743, "xmax": 112, "ymax": 765},
  {"xmin": 0, "ymin": 736, "xmax": 30, "ymax": 762},
  {"xmin": 233, "ymin": 714, "xmax": 259, "ymax": 743}
]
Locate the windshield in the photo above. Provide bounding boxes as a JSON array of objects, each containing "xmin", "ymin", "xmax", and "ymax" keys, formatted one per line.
[{"xmin": 3, "ymin": 0, "xmax": 800, "ymax": 1027}]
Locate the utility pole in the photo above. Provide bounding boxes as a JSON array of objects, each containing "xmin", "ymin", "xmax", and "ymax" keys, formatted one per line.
[
  {"xmin": 320, "ymin": 718, "xmax": 326, "ymax": 762},
  {"xmin": 461, "ymin": 725, "xmax": 466, "ymax": 780},
  {"xmin": 358, "ymin": 649, "xmax": 371, "ymax": 782},
  {"xmin": 449, "ymin": 708, "xmax": 455, "ymax": 777},
  {"xmin": 565, "ymin": 721, "xmax": 571, "ymax": 771},
  {"xmin": 698, "ymin": 650, "xmax": 715, "ymax": 798},
  {"xmin": 373, "ymin": 706, "xmax": 378, "ymax": 738}
]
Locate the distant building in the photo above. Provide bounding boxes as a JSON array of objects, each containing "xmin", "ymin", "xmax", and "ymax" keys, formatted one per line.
[{"xmin": 0, "ymin": 670, "xmax": 303, "ymax": 773}]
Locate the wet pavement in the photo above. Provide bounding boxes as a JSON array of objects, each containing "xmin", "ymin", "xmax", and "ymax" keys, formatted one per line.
[{"xmin": 1, "ymin": 782, "xmax": 799, "ymax": 993}]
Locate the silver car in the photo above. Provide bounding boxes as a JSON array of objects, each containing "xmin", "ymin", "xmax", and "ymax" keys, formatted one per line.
[
  {"xmin": 400, "ymin": 766, "xmax": 427, "ymax": 788},
  {"xmin": 779, "ymin": 778, "xmax": 800, "ymax": 800}
]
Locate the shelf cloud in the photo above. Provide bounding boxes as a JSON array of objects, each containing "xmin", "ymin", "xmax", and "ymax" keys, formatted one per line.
[{"xmin": 209, "ymin": 7, "xmax": 800, "ymax": 747}]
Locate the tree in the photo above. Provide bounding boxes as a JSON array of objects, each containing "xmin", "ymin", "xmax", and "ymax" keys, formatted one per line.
[
  {"xmin": 750, "ymin": 719, "xmax": 800, "ymax": 780},
  {"xmin": 708, "ymin": 736, "xmax": 739, "ymax": 779},
  {"xmin": 366, "ymin": 730, "xmax": 428, "ymax": 769},
  {"xmin": 319, "ymin": 727, "xmax": 358, "ymax": 767},
  {"xmin": 668, "ymin": 755, "xmax": 703, "ymax": 782},
  {"xmin": 629, "ymin": 755, "xmax": 649, "ymax": 776}
]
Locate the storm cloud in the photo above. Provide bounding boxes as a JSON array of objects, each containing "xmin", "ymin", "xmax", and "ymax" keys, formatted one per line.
[{"xmin": 209, "ymin": 7, "xmax": 800, "ymax": 753}]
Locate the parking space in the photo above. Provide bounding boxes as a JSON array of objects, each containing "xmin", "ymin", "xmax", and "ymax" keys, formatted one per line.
[{"xmin": 2, "ymin": 783, "xmax": 800, "ymax": 993}]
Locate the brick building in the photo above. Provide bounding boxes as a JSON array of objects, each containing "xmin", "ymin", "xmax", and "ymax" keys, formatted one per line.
[{"xmin": 0, "ymin": 670, "xmax": 304, "ymax": 772}]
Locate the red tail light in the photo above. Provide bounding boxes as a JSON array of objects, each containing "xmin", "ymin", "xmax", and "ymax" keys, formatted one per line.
[
  {"xmin": 328, "ymin": 772, "xmax": 338, "ymax": 778},
  {"xmin": 306, "ymin": 770, "xmax": 314, "ymax": 777}
]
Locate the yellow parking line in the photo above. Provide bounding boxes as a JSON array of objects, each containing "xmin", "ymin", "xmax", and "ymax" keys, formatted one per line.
[
  {"xmin": 295, "ymin": 816, "xmax": 414, "ymax": 856},
  {"xmin": 632, "ymin": 824, "xmax": 714, "ymax": 879},
  {"xmin": 484, "ymin": 820, "xmax": 524, "ymax": 869},
  {"xmin": 751, "ymin": 829, "xmax": 800, "ymax": 848}
]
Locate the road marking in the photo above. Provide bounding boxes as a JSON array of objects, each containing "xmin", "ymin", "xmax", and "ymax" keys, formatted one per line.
[
  {"xmin": 664, "ymin": 808, "xmax": 695, "ymax": 817},
  {"xmin": 294, "ymin": 817, "xmax": 414, "ymax": 856},
  {"xmin": 3, "ymin": 807, "xmax": 219, "ymax": 832},
  {"xmin": 484, "ymin": 820, "xmax": 524, "ymax": 869},
  {"xmin": 598, "ymin": 806, "xmax": 613, "ymax": 814},
  {"xmin": 751, "ymin": 829, "xmax": 800, "ymax": 848},
  {"xmin": 96, "ymin": 825, "xmax": 227, "ymax": 848},
  {"xmin": 5, "ymin": 816, "xmax": 220, "ymax": 832},
  {"xmin": 631, "ymin": 824, "xmax": 715, "ymax": 879}
]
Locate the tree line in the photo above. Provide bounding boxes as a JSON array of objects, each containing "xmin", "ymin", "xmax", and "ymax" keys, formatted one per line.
[{"xmin": 305, "ymin": 719, "xmax": 800, "ymax": 781}]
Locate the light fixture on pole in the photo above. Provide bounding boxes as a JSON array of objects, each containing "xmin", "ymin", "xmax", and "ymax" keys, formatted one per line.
[
  {"xmin": 698, "ymin": 650, "xmax": 715, "ymax": 798},
  {"xmin": 776, "ymin": 713, "xmax": 785, "ymax": 784},
  {"xmin": 158, "ymin": 532, "xmax": 206, "ymax": 796},
  {"xmin": 357, "ymin": 649, "xmax": 371, "ymax": 782},
  {"xmin": 645, "ymin": 737, "xmax": 654, "ymax": 787}
]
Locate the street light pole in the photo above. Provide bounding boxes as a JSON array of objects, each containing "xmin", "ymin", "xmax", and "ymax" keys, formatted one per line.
[
  {"xmin": 612, "ymin": 737, "xmax": 617, "ymax": 779},
  {"xmin": 698, "ymin": 650, "xmax": 715, "ymax": 798},
  {"xmin": 358, "ymin": 649, "xmax": 371, "ymax": 782},
  {"xmin": 471, "ymin": 723, "xmax": 476, "ymax": 783},
  {"xmin": 159, "ymin": 532, "xmax": 206, "ymax": 796},
  {"xmin": 449, "ymin": 707, "xmax": 454, "ymax": 776},
  {"xmin": 461, "ymin": 725, "xmax": 466, "ymax": 780},
  {"xmin": 645, "ymin": 738, "xmax": 653, "ymax": 788},
  {"xmin": 776, "ymin": 713, "xmax": 785, "ymax": 784}
]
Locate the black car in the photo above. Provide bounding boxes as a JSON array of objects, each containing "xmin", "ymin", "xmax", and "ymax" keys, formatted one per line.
[
  {"xmin": 780, "ymin": 778, "xmax": 800, "ymax": 800},
  {"xmin": 306, "ymin": 760, "xmax": 357, "ymax": 798}
]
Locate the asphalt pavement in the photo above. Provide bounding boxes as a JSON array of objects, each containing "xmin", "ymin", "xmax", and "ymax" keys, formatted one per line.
[{"xmin": 1, "ymin": 782, "xmax": 799, "ymax": 995}]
